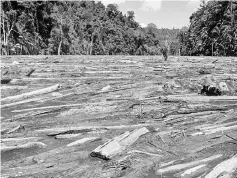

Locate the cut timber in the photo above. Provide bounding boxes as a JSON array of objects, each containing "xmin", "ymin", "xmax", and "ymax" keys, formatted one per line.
[
  {"xmin": 25, "ymin": 69, "xmax": 35, "ymax": 77},
  {"xmin": 34, "ymin": 124, "xmax": 151, "ymax": 135},
  {"xmin": 127, "ymin": 150, "xmax": 161, "ymax": 157},
  {"xmin": 11, "ymin": 103, "xmax": 82, "ymax": 113},
  {"xmin": 1, "ymin": 137, "xmax": 43, "ymax": 147},
  {"xmin": 160, "ymin": 95, "xmax": 237, "ymax": 102},
  {"xmin": 1, "ymin": 79, "xmax": 11, "ymax": 84},
  {"xmin": 67, "ymin": 137, "xmax": 100, "ymax": 146},
  {"xmin": 1, "ymin": 142, "xmax": 46, "ymax": 152},
  {"xmin": 55, "ymin": 133, "xmax": 82, "ymax": 139},
  {"xmin": 90, "ymin": 127, "xmax": 149, "ymax": 160},
  {"xmin": 205, "ymin": 155, "xmax": 237, "ymax": 178},
  {"xmin": 179, "ymin": 164, "xmax": 207, "ymax": 178},
  {"xmin": 156, "ymin": 154, "xmax": 222, "ymax": 174},
  {"xmin": 6, "ymin": 125, "xmax": 25, "ymax": 134},
  {"xmin": 1, "ymin": 84, "xmax": 61, "ymax": 104},
  {"xmin": 1, "ymin": 97, "xmax": 44, "ymax": 109}
]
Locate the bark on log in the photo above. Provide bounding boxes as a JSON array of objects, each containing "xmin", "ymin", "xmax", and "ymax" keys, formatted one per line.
[
  {"xmin": 205, "ymin": 155, "xmax": 237, "ymax": 178},
  {"xmin": 156, "ymin": 154, "xmax": 222, "ymax": 174},
  {"xmin": 1, "ymin": 84, "xmax": 61, "ymax": 104},
  {"xmin": 90, "ymin": 127, "xmax": 149, "ymax": 160}
]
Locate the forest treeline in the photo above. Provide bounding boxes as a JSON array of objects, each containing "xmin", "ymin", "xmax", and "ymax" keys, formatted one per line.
[{"xmin": 1, "ymin": 0, "xmax": 236, "ymax": 56}]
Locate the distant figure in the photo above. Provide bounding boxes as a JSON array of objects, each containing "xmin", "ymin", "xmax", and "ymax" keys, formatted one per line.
[{"xmin": 160, "ymin": 40, "xmax": 169, "ymax": 61}]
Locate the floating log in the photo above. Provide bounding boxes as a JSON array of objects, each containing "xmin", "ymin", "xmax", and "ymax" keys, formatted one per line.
[
  {"xmin": 156, "ymin": 154, "xmax": 222, "ymax": 174},
  {"xmin": 1, "ymin": 79, "xmax": 11, "ymax": 84},
  {"xmin": 35, "ymin": 124, "xmax": 151, "ymax": 135},
  {"xmin": 90, "ymin": 127, "xmax": 149, "ymax": 160},
  {"xmin": 25, "ymin": 69, "xmax": 35, "ymax": 77},
  {"xmin": 6, "ymin": 125, "xmax": 25, "ymax": 134},
  {"xmin": 11, "ymin": 103, "xmax": 82, "ymax": 113},
  {"xmin": 205, "ymin": 155, "xmax": 237, "ymax": 178},
  {"xmin": 160, "ymin": 95, "xmax": 237, "ymax": 102},
  {"xmin": 67, "ymin": 137, "xmax": 101, "ymax": 147},
  {"xmin": 1, "ymin": 137, "xmax": 43, "ymax": 147},
  {"xmin": 179, "ymin": 164, "xmax": 207, "ymax": 178},
  {"xmin": 1, "ymin": 97, "xmax": 44, "ymax": 109},
  {"xmin": 55, "ymin": 133, "xmax": 82, "ymax": 139},
  {"xmin": 1, "ymin": 84, "xmax": 61, "ymax": 104},
  {"xmin": 1, "ymin": 142, "xmax": 46, "ymax": 152},
  {"xmin": 127, "ymin": 150, "xmax": 161, "ymax": 157}
]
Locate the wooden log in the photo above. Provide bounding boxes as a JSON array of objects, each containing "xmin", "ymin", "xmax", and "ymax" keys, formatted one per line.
[
  {"xmin": 1, "ymin": 86, "xmax": 28, "ymax": 90},
  {"xmin": 205, "ymin": 155, "xmax": 237, "ymax": 178},
  {"xmin": 11, "ymin": 103, "xmax": 82, "ymax": 113},
  {"xmin": 90, "ymin": 127, "xmax": 149, "ymax": 160},
  {"xmin": 156, "ymin": 154, "xmax": 222, "ymax": 174},
  {"xmin": 127, "ymin": 150, "xmax": 161, "ymax": 157},
  {"xmin": 67, "ymin": 137, "xmax": 101, "ymax": 147},
  {"xmin": 1, "ymin": 84, "xmax": 61, "ymax": 104},
  {"xmin": 34, "ymin": 124, "xmax": 151, "ymax": 135},
  {"xmin": 1, "ymin": 137, "xmax": 43, "ymax": 147},
  {"xmin": 205, "ymin": 124, "xmax": 237, "ymax": 135},
  {"xmin": 55, "ymin": 133, "xmax": 82, "ymax": 139},
  {"xmin": 6, "ymin": 125, "xmax": 25, "ymax": 134},
  {"xmin": 1, "ymin": 142, "xmax": 46, "ymax": 152},
  {"xmin": 160, "ymin": 95, "xmax": 237, "ymax": 103},
  {"xmin": 25, "ymin": 69, "xmax": 35, "ymax": 77},
  {"xmin": 1, "ymin": 79, "xmax": 11, "ymax": 84},
  {"xmin": 1, "ymin": 97, "xmax": 44, "ymax": 109},
  {"xmin": 178, "ymin": 164, "xmax": 207, "ymax": 178}
]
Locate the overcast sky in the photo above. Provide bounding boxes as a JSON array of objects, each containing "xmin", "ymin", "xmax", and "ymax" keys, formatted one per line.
[{"xmin": 99, "ymin": 0, "xmax": 202, "ymax": 28}]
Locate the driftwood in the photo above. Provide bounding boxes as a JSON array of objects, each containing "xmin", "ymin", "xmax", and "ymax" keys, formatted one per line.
[
  {"xmin": 55, "ymin": 133, "xmax": 82, "ymax": 139},
  {"xmin": 160, "ymin": 95, "xmax": 237, "ymax": 102},
  {"xmin": 1, "ymin": 97, "xmax": 44, "ymax": 109},
  {"xmin": 6, "ymin": 125, "xmax": 25, "ymax": 134},
  {"xmin": 1, "ymin": 137, "xmax": 43, "ymax": 147},
  {"xmin": 11, "ymin": 103, "xmax": 82, "ymax": 113},
  {"xmin": 156, "ymin": 154, "xmax": 222, "ymax": 174},
  {"xmin": 25, "ymin": 69, "xmax": 35, "ymax": 77},
  {"xmin": 179, "ymin": 164, "xmax": 208, "ymax": 178},
  {"xmin": 1, "ymin": 79, "xmax": 11, "ymax": 84},
  {"xmin": 1, "ymin": 84, "xmax": 61, "ymax": 104},
  {"xmin": 35, "ymin": 124, "xmax": 151, "ymax": 135},
  {"xmin": 90, "ymin": 127, "xmax": 149, "ymax": 160},
  {"xmin": 1, "ymin": 142, "xmax": 46, "ymax": 152},
  {"xmin": 127, "ymin": 150, "xmax": 161, "ymax": 157},
  {"xmin": 205, "ymin": 155, "xmax": 237, "ymax": 178},
  {"xmin": 67, "ymin": 137, "xmax": 101, "ymax": 147}
]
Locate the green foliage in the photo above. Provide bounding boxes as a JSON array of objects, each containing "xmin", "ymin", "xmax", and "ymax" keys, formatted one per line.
[
  {"xmin": 5, "ymin": 0, "xmax": 235, "ymax": 56},
  {"xmin": 178, "ymin": 0, "xmax": 237, "ymax": 56},
  {"xmin": 1, "ymin": 0, "xmax": 181, "ymax": 56}
]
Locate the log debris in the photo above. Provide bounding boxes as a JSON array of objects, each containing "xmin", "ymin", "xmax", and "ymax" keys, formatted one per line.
[
  {"xmin": 90, "ymin": 127, "xmax": 149, "ymax": 160},
  {"xmin": 1, "ymin": 84, "xmax": 62, "ymax": 104}
]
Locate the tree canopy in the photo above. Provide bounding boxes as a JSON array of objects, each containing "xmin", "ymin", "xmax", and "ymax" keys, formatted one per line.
[
  {"xmin": 178, "ymin": 0, "xmax": 237, "ymax": 56},
  {"xmin": 1, "ymin": 0, "xmax": 236, "ymax": 56},
  {"xmin": 1, "ymin": 0, "xmax": 180, "ymax": 55}
]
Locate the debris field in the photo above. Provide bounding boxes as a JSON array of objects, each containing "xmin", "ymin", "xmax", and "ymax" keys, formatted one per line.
[{"xmin": 1, "ymin": 55, "xmax": 237, "ymax": 178}]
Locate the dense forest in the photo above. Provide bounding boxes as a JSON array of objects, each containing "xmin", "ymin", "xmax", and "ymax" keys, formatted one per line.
[{"xmin": 1, "ymin": 0, "xmax": 236, "ymax": 56}]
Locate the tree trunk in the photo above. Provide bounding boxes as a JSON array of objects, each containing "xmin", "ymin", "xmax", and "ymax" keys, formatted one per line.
[
  {"xmin": 58, "ymin": 15, "xmax": 63, "ymax": 55},
  {"xmin": 58, "ymin": 40, "xmax": 62, "ymax": 55}
]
